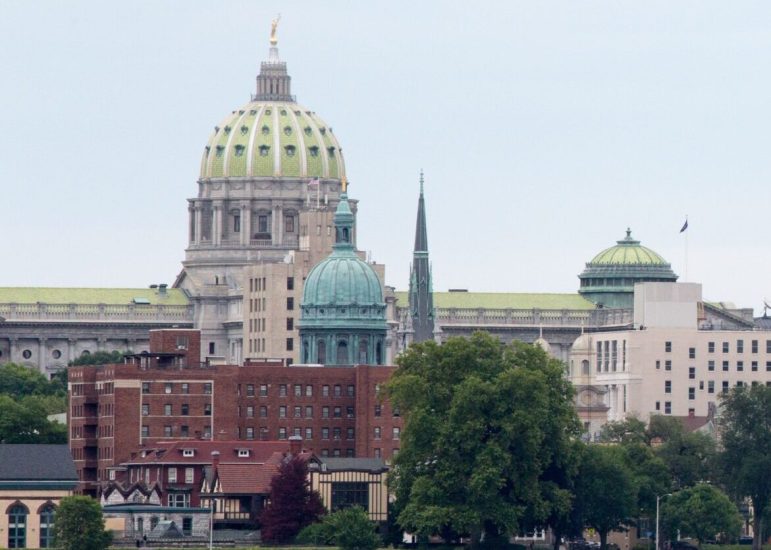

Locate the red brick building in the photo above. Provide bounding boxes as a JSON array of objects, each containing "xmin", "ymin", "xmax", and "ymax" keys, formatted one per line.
[{"xmin": 69, "ymin": 329, "xmax": 402, "ymax": 495}]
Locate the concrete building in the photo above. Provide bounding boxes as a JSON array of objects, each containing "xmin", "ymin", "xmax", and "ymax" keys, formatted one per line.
[{"xmin": 569, "ymin": 282, "xmax": 771, "ymax": 439}]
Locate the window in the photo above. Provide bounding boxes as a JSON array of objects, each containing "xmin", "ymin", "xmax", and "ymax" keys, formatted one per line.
[
  {"xmin": 204, "ymin": 404, "xmax": 211, "ymax": 416},
  {"xmin": 752, "ymin": 361, "xmax": 758, "ymax": 372},
  {"xmin": 286, "ymin": 338, "xmax": 294, "ymax": 351},
  {"xmin": 142, "ymin": 382, "xmax": 150, "ymax": 394},
  {"xmin": 246, "ymin": 427, "xmax": 255, "ymax": 440},
  {"xmin": 374, "ymin": 448, "xmax": 381, "ymax": 458},
  {"xmin": 182, "ymin": 517, "xmax": 193, "ymax": 536},
  {"xmin": 260, "ymin": 406, "xmax": 268, "ymax": 418},
  {"xmin": 688, "ymin": 387, "xmax": 695, "ymax": 400},
  {"xmin": 738, "ymin": 361, "xmax": 744, "ymax": 372},
  {"xmin": 305, "ymin": 385, "xmax": 313, "ymax": 397},
  {"xmin": 333, "ymin": 427, "xmax": 342, "ymax": 440},
  {"xmin": 374, "ymin": 404, "xmax": 381, "ymax": 417},
  {"xmin": 322, "ymin": 406, "xmax": 329, "ymax": 418},
  {"xmin": 664, "ymin": 401, "xmax": 672, "ymax": 414},
  {"xmin": 305, "ymin": 406, "xmax": 313, "ymax": 417},
  {"xmin": 180, "ymin": 425, "xmax": 189, "ymax": 437},
  {"xmin": 347, "ymin": 385, "xmax": 355, "ymax": 397},
  {"xmin": 688, "ymin": 367, "xmax": 695, "ymax": 379},
  {"xmin": 766, "ymin": 361, "xmax": 771, "ymax": 372},
  {"xmin": 164, "ymin": 404, "xmax": 172, "ymax": 416},
  {"xmin": 322, "ymin": 385, "xmax": 330, "ymax": 397},
  {"xmin": 204, "ymin": 383, "xmax": 212, "ymax": 395},
  {"xmin": 185, "ymin": 467, "xmax": 194, "ymax": 484},
  {"xmin": 374, "ymin": 427, "xmax": 381, "ymax": 439},
  {"xmin": 346, "ymin": 406, "xmax": 354, "ymax": 418},
  {"xmin": 305, "ymin": 427, "xmax": 313, "ymax": 439},
  {"xmin": 286, "ymin": 317, "xmax": 294, "ymax": 331},
  {"xmin": 164, "ymin": 425, "xmax": 172, "ymax": 437},
  {"xmin": 333, "ymin": 406, "xmax": 342, "ymax": 418},
  {"xmin": 655, "ymin": 401, "xmax": 660, "ymax": 411},
  {"xmin": 347, "ymin": 427, "xmax": 355, "ymax": 440},
  {"xmin": 767, "ymin": 340, "xmax": 771, "ymax": 353},
  {"xmin": 203, "ymin": 425, "xmax": 211, "ymax": 438},
  {"xmin": 656, "ymin": 360, "xmax": 660, "ymax": 370},
  {"xmin": 39, "ymin": 504, "xmax": 55, "ymax": 548},
  {"xmin": 294, "ymin": 406, "xmax": 302, "ymax": 418},
  {"xmin": 708, "ymin": 341, "xmax": 715, "ymax": 353},
  {"xmin": 181, "ymin": 383, "xmax": 189, "ymax": 394},
  {"xmin": 722, "ymin": 381, "xmax": 729, "ymax": 393},
  {"xmin": 322, "ymin": 427, "xmax": 330, "ymax": 440},
  {"xmin": 708, "ymin": 360, "xmax": 715, "ymax": 371},
  {"xmin": 142, "ymin": 404, "xmax": 149, "ymax": 416},
  {"xmin": 258, "ymin": 215, "xmax": 269, "ymax": 233},
  {"xmin": 393, "ymin": 406, "xmax": 401, "ymax": 417},
  {"xmin": 665, "ymin": 381, "xmax": 672, "ymax": 394},
  {"xmin": 167, "ymin": 493, "xmax": 189, "ymax": 507},
  {"xmin": 708, "ymin": 380, "xmax": 715, "ymax": 394},
  {"xmin": 752, "ymin": 340, "xmax": 759, "ymax": 353},
  {"xmin": 723, "ymin": 342, "xmax": 729, "ymax": 353},
  {"xmin": 279, "ymin": 406, "xmax": 287, "ymax": 418},
  {"xmin": 723, "ymin": 361, "xmax": 729, "ymax": 372},
  {"xmin": 333, "ymin": 448, "xmax": 341, "ymax": 457},
  {"xmin": 334, "ymin": 384, "xmax": 342, "ymax": 397},
  {"xmin": 665, "ymin": 360, "xmax": 672, "ymax": 371},
  {"xmin": 141, "ymin": 425, "xmax": 149, "ymax": 437},
  {"xmin": 233, "ymin": 214, "xmax": 241, "ymax": 232},
  {"xmin": 8, "ymin": 504, "xmax": 28, "ymax": 548},
  {"xmin": 393, "ymin": 427, "xmax": 401, "ymax": 440},
  {"xmin": 287, "ymin": 277, "xmax": 294, "ymax": 290},
  {"xmin": 286, "ymin": 297, "xmax": 294, "ymax": 310},
  {"xmin": 331, "ymin": 482, "xmax": 369, "ymax": 511},
  {"xmin": 689, "ymin": 347, "xmax": 696, "ymax": 359},
  {"xmin": 246, "ymin": 406, "xmax": 254, "ymax": 418},
  {"xmin": 737, "ymin": 340, "xmax": 744, "ymax": 353},
  {"xmin": 293, "ymin": 427, "xmax": 302, "ymax": 437},
  {"xmin": 294, "ymin": 384, "xmax": 302, "ymax": 397},
  {"xmin": 278, "ymin": 427, "xmax": 287, "ymax": 440},
  {"xmin": 209, "ymin": 342, "xmax": 216, "ymax": 355},
  {"xmin": 260, "ymin": 384, "xmax": 268, "ymax": 397},
  {"xmin": 665, "ymin": 341, "xmax": 672, "ymax": 353},
  {"xmin": 246, "ymin": 384, "xmax": 255, "ymax": 397},
  {"xmin": 168, "ymin": 468, "xmax": 177, "ymax": 483},
  {"xmin": 279, "ymin": 384, "xmax": 287, "ymax": 397}
]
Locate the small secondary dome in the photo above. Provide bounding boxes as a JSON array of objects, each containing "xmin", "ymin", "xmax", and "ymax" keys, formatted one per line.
[
  {"xmin": 199, "ymin": 34, "xmax": 345, "ymax": 180},
  {"xmin": 578, "ymin": 228, "xmax": 678, "ymax": 309}
]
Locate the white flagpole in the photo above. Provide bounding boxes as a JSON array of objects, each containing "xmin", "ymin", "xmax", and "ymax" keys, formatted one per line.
[
  {"xmin": 316, "ymin": 181, "xmax": 320, "ymax": 208},
  {"xmin": 684, "ymin": 215, "xmax": 688, "ymax": 282}
]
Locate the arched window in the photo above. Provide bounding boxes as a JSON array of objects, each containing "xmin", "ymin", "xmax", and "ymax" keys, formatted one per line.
[
  {"xmin": 336, "ymin": 340, "xmax": 348, "ymax": 365},
  {"xmin": 317, "ymin": 340, "xmax": 326, "ymax": 365},
  {"xmin": 39, "ymin": 504, "xmax": 56, "ymax": 548},
  {"xmin": 358, "ymin": 340, "xmax": 368, "ymax": 364},
  {"xmin": 8, "ymin": 503, "xmax": 28, "ymax": 548}
]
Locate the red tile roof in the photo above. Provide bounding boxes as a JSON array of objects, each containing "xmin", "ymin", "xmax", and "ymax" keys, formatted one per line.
[{"xmin": 123, "ymin": 440, "xmax": 291, "ymax": 466}]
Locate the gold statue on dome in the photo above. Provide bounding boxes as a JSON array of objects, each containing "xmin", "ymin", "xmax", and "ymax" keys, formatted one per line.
[
  {"xmin": 270, "ymin": 14, "xmax": 281, "ymax": 46},
  {"xmin": 341, "ymin": 176, "xmax": 348, "ymax": 193}
]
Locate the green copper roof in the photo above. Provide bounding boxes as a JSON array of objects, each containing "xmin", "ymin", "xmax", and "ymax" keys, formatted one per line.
[
  {"xmin": 589, "ymin": 229, "xmax": 668, "ymax": 266},
  {"xmin": 200, "ymin": 101, "xmax": 344, "ymax": 180},
  {"xmin": 0, "ymin": 288, "xmax": 189, "ymax": 306},
  {"xmin": 394, "ymin": 291, "xmax": 596, "ymax": 310}
]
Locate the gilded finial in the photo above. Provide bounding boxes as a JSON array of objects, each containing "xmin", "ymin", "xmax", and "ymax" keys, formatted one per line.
[
  {"xmin": 270, "ymin": 14, "xmax": 281, "ymax": 46},
  {"xmin": 341, "ymin": 175, "xmax": 348, "ymax": 194}
]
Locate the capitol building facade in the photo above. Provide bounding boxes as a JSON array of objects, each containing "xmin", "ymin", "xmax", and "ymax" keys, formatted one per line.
[{"xmin": 0, "ymin": 33, "xmax": 759, "ymax": 377}]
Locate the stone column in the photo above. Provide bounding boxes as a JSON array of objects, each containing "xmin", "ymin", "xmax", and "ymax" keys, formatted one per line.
[
  {"xmin": 273, "ymin": 204, "xmax": 283, "ymax": 246},
  {"xmin": 39, "ymin": 337, "xmax": 47, "ymax": 372},
  {"xmin": 212, "ymin": 201, "xmax": 223, "ymax": 246},
  {"xmin": 9, "ymin": 338, "xmax": 18, "ymax": 364},
  {"xmin": 194, "ymin": 204, "xmax": 202, "ymax": 245},
  {"xmin": 240, "ymin": 203, "xmax": 249, "ymax": 246},
  {"xmin": 68, "ymin": 339, "xmax": 77, "ymax": 363}
]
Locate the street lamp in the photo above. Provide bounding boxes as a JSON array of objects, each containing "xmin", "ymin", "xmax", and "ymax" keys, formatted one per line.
[{"xmin": 656, "ymin": 493, "xmax": 672, "ymax": 550}]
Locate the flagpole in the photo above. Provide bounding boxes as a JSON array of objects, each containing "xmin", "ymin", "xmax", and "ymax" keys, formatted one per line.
[{"xmin": 684, "ymin": 215, "xmax": 688, "ymax": 282}]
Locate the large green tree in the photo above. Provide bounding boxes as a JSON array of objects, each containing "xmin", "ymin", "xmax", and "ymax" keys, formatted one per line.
[
  {"xmin": 0, "ymin": 394, "xmax": 67, "ymax": 443},
  {"xmin": 661, "ymin": 483, "xmax": 742, "ymax": 547},
  {"xmin": 387, "ymin": 333, "xmax": 581, "ymax": 547},
  {"xmin": 53, "ymin": 495, "xmax": 112, "ymax": 550},
  {"xmin": 0, "ymin": 362, "xmax": 65, "ymax": 398},
  {"xmin": 719, "ymin": 385, "xmax": 771, "ymax": 550},
  {"xmin": 573, "ymin": 444, "xmax": 638, "ymax": 550}
]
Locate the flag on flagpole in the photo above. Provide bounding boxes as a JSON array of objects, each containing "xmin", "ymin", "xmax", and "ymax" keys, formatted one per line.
[
  {"xmin": 307, "ymin": 177, "xmax": 320, "ymax": 188},
  {"xmin": 680, "ymin": 219, "xmax": 688, "ymax": 233}
]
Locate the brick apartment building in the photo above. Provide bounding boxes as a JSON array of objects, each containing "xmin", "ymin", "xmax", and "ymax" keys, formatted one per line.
[{"xmin": 69, "ymin": 329, "xmax": 402, "ymax": 495}]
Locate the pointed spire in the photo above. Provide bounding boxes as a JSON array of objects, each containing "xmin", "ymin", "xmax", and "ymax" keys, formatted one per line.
[
  {"xmin": 414, "ymin": 171, "xmax": 428, "ymax": 253},
  {"xmin": 409, "ymin": 172, "xmax": 434, "ymax": 343}
]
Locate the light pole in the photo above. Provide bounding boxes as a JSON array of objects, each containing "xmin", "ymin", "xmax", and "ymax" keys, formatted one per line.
[
  {"xmin": 656, "ymin": 493, "xmax": 672, "ymax": 550},
  {"xmin": 209, "ymin": 497, "xmax": 214, "ymax": 550}
]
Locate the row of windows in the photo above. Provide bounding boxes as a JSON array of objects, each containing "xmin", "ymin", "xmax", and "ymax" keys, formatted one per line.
[
  {"xmin": 141, "ymin": 382, "xmax": 212, "ymax": 395},
  {"xmin": 665, "ymin": 379, "xmax": 769, "ymax": 395},
  {"xmin": 238, "ymin": 383, "xmax": 357, "ymax": 398},
  {"xmin": 143, "ymin": 403, "xmax": 211, "ymax": 416},
  {"xmin": 142, "ymin": 425, "xmax": 210, "ymax": 438},
  {"xmin": 665, "ymin": 339, "xmax": 771, "ymax": 355},
  {"xmin": 656, "ymin": 360, "xmax": 771, "ymax": 372},
  {"xmin": 6, "ymin": 504, "xmax": 56, "ymax": 548}
]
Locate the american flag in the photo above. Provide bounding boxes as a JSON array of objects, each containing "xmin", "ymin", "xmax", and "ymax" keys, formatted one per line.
[{"xmin": 307, "ymin": 177, "xmax": 320, "ymax": 188}]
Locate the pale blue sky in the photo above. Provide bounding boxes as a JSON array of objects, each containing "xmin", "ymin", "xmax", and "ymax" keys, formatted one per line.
[{"xmin": 2, "ymin": 1, "xmax": 771, "ymax": 312}]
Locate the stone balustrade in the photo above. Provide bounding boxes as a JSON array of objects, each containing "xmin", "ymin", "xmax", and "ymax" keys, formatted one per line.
[{"xmin": 0, "ymin": 303, "xmax": 194, "ymax": 323}]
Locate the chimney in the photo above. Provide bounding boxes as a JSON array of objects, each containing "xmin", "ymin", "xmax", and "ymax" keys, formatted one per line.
[
  {"xmin": 211, "ymin": 450, "xmax": 220, "ymax": 471},
  {"xmin": 288, "ymin": 435, "xmax": 302, "ymax": 455}
]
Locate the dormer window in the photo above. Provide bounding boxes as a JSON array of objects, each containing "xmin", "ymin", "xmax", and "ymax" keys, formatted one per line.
[
  {"xmin": 261, "ymin": 125, "xmax": 270, "ymax": 135},
  {"xmin": 285, "ymin": 145, "xmax": 296, "ymax": 157},
  {"xmin": 224, "ymin": 125, "xmax": 231, "ymax": 134},
  {"xmin": 215, "ymin": 145, "xmax": 225, "ymax": 157},
  {"xmin": 182, "ymin": 449, "xmax": 194, "ymax": 457},
  {"xmin": 308, "ymin": 146, "xmax": 319, "ymax": 157},
  {"xmin": 319, "ymin": 127, "xmax": 326, "ymax": 135},
  {"xmin": 214, "ymin": 125, "xmax": 220, "ymax": 134},
  {"xmin": 265, "ymin": 109, "xmax": 272, "ymax": 115},
  {"xmin": 238, "ymin": 110, "xmax": 245, "ymax": 115},
  {"xmin": 327, "ymin": 146, "xmax": 336, "ymax": 157},
  {"xmin": 234, "ymin": 144, "xmax": 245, "ymax": 157},
  {"xmin": 240, "ymin": 125, "xmax": 249, "ymax": 135},
  {"xmin": 280, "ymin": 109, "xmax": 287, "ymax": 116},
  {"xmin": 284, "ymin": 126, "xmax": 292, "ymax": 136},
  {"xmin": 259, "ymin": 145, "xmax": 270, "ymax": 157},
  {"xmin": 304, "ymin": 126, "xmax": 312, "ymax": 136},
  {"xmin": 249, "ymin": 110, "xmax": 257, "ymax": 115},
  {"xmin": 237, "ymin": 449, "xmax": 250, "ymax": 458}
]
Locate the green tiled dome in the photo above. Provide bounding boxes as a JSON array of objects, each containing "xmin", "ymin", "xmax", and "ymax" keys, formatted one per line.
[
  {"xmin": 199, "ymin": 101, "xmax": 344, "ymax": 180},
  {"xmin": 589, "ymin": 229, "xmax": 668, "ymax": 266}
]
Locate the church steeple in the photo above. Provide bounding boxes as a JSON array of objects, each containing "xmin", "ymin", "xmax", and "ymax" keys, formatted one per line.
[{"xmin": 408, "ymin": 171, "xmax": 434, "ymax": 343}]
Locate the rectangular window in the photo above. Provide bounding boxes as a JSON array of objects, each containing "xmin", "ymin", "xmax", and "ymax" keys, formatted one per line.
[
  {"xmin": 737, "ymin": 361, "xmax": 744, "ymax": 372},
  {"xmin": 688, "ymin": 387, "xmax": 695, "ymax": 400},
  {"xmin": 142, "ymin": 425, "xmax": 149, "ymax": 437},
  {"xmin": 260, "ymin": 406, "xmax": 268, "ymax": 418},
  {"xmin": 689, "ymin": 347, "xmax": 696, "ymax": 359},
  {"xmin": 333, "ymin": 427, "xmax": 342, "ymax": 440},
  {"xmin": 286, "ymin": 317, "xmax": 294, "ymax": 331},
  {"xmin": 723, "ymin": 342, "xmax": 729, "ymax": 353},
  {"xmin": 305, "ymin": 405, "xmax": 313, "ymax": 418},
  {"xmin": 305, "ymin": 427, "xmax": 313, "ymax": 440},
  {"xmin": 164, "ymin": 425, "xmax": 172, "ymax": 437},
  {"xmin": 655, "ymin": 401, "xmax": 660, "ymax": 411},
  {"xmin": 180, "ymin": 425, "xmax": 189, "ymax": 437},
  {"xmin": 258, "ymin": 215, "xmax": 269, "ymax": 233},
  {"xmin": 142, "ymin": 404, "xmax": 149, "ymax": 416},
  {"xmin": 185, "ymin": 467, "xmax": 194, "ymax": 484},
  {"xmin": 286, "ymin": 338, "xmax": 294, "ymax": 351},
  {"xmin": 293, "ymin": 427, "xmax": 302, "ymax": 437},
  {"xmin": 665, "ymin": 341, "xmax": 672, "ymax": 352},
  {"xmin": 766, "ymin": 361, "xmax": 771, "ymax": 371},
  {"xmin": 246, "ymin": 384, "xmax": 255, "ymax": 397},
  {"xmin": 204, "ymin": 403, "xmax": 211, "ymax": 416},
  {"xmin": 247, "ymin": 406, "xmax": 254, "ymax": 418},
  {"xmin": 142, "ymin": 382, "xmax": 150, "ymax": 394},
  {"xmin": 259, "ymin": 427, "xmax": 268, "ymax": 440},
  {"xmin": 168, "ymin": 468, "xmax": 178, "ymax": 483},
  {"xmin": 374, "ymin": 427, "xmax": 381, "ymax": 439},
  {"xmin": 688, "ymin": 367, "xmax": 695, "ymax": 379},
  {"xmin": 333, "ymin": 406, "xmax": 342, "ymax": 418},
  {"xmin": 164, "ymin": 404, "xmax": 172, "ymax": 416},
  {"xmin": 347, "ymin": 427, "xmax": 355, "ymax": 440},
  {"xmin": 286, "ymin": 297, "xmax": 294, "ymax": 310},
  {"xmin": 708, "ymin": 360, "xmax": 715, "ymax": 371},
  {"xmin": 737, "ymin": 340, "xmax": 744, "ymax": 353},
  {"xmin": 243, "ymin": 427, "xmax": 255, "ymax": 440},
  {"xmin": 723, "ymin": 361, "xmax": 729, "ymax": 372},
  {"xmin": 346, "ymin": 406, "xmax": 355, "ymax": 418},
  {"xmin": 331, "ymin": 481, "xmax": 369, "ymax": 511},
  {"xmin": 287, "ymin": 277, "xmax": 294, "ymax": 290},
  {"xmin": 209, "ymin": 342, "xmax": 216, "ymax": 355},
  {"xmin": 722, "ymin": 381, "xmax": 730, "ymax": 393},
  {"xmin": 181, "ymin": 383, "xmax": 189, "ymax": 394},
  {"xmin": 656, "ymin": 360, "xmax": 660, "ymax": 370},
  {"xmin": 374, "ymin": 404, "xmax": 381, "ymax": 417},
  {"xmin": 294, "ymin": 406, "xmax": 302, "ymax": 418},
  {"xmin": 752, "ymin": 361, "xmax": 758, "ymax": 371},
  {"xmin": 279, "ymin": 384, "xmax": 287, "ymax": 397},
  {"xmin": 334, "ymin": 384, "xmax": 342, "ymax": 397},
  {"xmin": 393, "ymin": 427, "xmax": 401, "ymax": 440},
  {"xmin": 322, "ymin": 406, "xmax": 329, "ymax": 418},
  {"xmin": 665, "ymin": 360, "xmax": 672, "ymax": 371},
  {"xmin": 708, "ymin": 381, "xmax": 715, "ymax": 394},
  {"xmin": 260, "ymin": 384, "xmax": 268, "ymax": 396},
  {"xmin": 305, "ymin": 385, "xmax": 313, "ymax": 397},
  {"xmin": 766, "ymin": 340, "xmax": 771, "ymax": 353},
  {"xmin": 322, "ymin": 385, "xmax": 330, "ymax": 397},
  {"xmin": 279, "ymin": 406, "xmax": 287, "ymax": 418},
  {"xmin": 752, "ymin": 340, "xmax": 758, "ymax": 353},
  {"xmin": 165, "ymin": 383, "xmax": 172, "ymax": 394},
  {"xmin": 182, "ymin": 517, "xmax": 193, "ymax": 536},
  {"xmin": 664, "ymin": 401, "xmax": 672, "ymax": 414},
  {"xmin": 294, "ymin": 384, "xmax": 302, "ymax": 397},
  {"xmin": 347, "ymin": 385, "xmax": 355, "ymax": 397},
  {"xmin": 322, "ymin": 427, "xmax": 330, "ymax": 440},
  {"xmin": 708, "ymin": 341, "xmax": 715, "ymax": 353},
  {"xmin": 278, "ymin": 427, "xmax": 287, "ymax": 440},
  {"xmin": 665, "ymin": 380, "xmax": 672, "ymax": 393},
  {"xmin": 204, "ymin": 383, "xmax": 212, "ymax": 395}
]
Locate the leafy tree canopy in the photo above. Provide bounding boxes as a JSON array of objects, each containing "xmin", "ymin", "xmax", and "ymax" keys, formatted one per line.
[
  {"xmin": 0, "ymin": 394, "xmax": 67, "ymax": 443},
  {"xmin": 387, "ymin": 333, "xmax": 581, "ymax": 546},
  {"xmin": 54, "ymin": 495, "xmax": 113, "ymax": 550},
  {"xmin": 298, "ymin": 507, "xmax": 381, "ymax": 550},
  {"xmin": 719, "ymin": 385, "xmax": 771, "ymax": 550},
  {"xmin": 661, "ymin": 483, "xmax": 742, "ymax": 546},
  {"xmin": 68, "ymin": 350, "xmax": 126, "ymax": 366},
  {"xmin": 260, "ymin": 455, "xmax": 326, "ymax": 543},
  {"xmin": 0, "ymin": 362, "xmax": 65, "ymax": 398}
]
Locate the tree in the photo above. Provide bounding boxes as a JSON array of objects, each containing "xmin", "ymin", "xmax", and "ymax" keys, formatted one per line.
[
  {"xmin": 0, "ymin": 394, "xmax": 67, "ymax": 443},
  {"xmin": 53, "ymin": 495, "xmax": 112, "ymax": 550},
  {"xmin": 387, "ymin": 333, "xmax": 581, "ymax": 547},
  {"xmin": 719, "ymin": 385, "xmax": 771, "ymax": 550},
  {"xmin": 0, "ymin": 362, "xmax": 65, "ymax": 398},
  {"xmin": 68, "ymin": 350, "xmax": 127, "ymax": 366},
  {"xmin": 573, "ymin": 444, "xmax": 638, "ymax": 550},
  {"xmin": 260, "ymin": 455, "xmax": 326, "ymax": 543},
  {"xmin": 661, "ymin": 484, "xmax": 742, "ymax": 547}
]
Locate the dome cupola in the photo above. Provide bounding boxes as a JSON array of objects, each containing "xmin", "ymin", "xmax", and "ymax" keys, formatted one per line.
[
  {"xmin": 578, "ymin": 228, "xmax": 678, "ymax": 308},
  {"xmin": 299, "ymin": 184, "xmax": 387, "ymax": 365}
]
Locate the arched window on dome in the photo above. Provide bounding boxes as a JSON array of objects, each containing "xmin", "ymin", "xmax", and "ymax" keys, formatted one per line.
[
  {"xmin": 317, "ymin": 340, "xmax": 326, "ymax": 365},
  {"xmin": 336, "ymin": 341, "xmax": 348, "ymax": 365}
]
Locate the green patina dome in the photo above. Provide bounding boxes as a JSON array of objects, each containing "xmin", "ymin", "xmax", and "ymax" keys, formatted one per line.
[
  {"xmin": 200, "ymin": 101, "xmax": 344, "ymax": 180},
  {"xmin": 578, "ymin": 229, "xmax": 678, "ymax": 308}
]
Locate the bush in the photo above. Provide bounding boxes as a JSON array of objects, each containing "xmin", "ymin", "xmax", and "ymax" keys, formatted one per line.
[
  {"xmin": 296, "ymin": 522, "xmax": 334, "ymax": 546},
  {"xmin": 308, "ymin": 507, "xmax": 381, "ymax": 550}
]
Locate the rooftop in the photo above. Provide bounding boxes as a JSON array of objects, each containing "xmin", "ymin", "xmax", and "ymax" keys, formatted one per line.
[
  {"xmin": 394, "ymin": 291, "xmax": 595, "ymax": 310},
  {"xmin": 0, "ymin": 287, "xmax": 189, "ymax": 306},
  {"xmin": 0, "ymin": 444, "xmax": 77, "ymax": 482}
]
